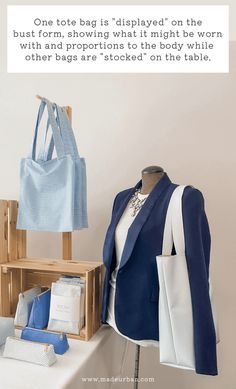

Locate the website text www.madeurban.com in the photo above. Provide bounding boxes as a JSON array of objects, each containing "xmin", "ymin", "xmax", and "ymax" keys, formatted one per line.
[{"xmin": 81, "ymin": 376, "xmax": 155, "ymax": 384}]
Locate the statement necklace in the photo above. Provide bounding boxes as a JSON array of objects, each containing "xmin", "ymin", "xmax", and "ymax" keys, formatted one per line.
[{"xmin": 129, "ymin": 189, "xmax": 148, "ymax": 217}]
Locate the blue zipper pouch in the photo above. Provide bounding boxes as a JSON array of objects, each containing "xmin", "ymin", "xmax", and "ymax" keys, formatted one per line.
[
  {"xmin": 21, "ymin": 327, "xmax": 69, "ymax": 355},
  {"xmin": 27, "ymin": 288, "xmax": 51, "ymax": 329}
]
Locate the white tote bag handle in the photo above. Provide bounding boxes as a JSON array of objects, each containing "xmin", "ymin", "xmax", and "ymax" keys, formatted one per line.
[{"xmin": 156, "ymin": 185, "xmax": 195, "ymax": 370}]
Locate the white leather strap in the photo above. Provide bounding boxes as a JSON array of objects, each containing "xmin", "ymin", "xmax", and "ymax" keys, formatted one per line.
[{"xmin": 162, "ymin": 186, "xmax": 186, "ymax": 256}]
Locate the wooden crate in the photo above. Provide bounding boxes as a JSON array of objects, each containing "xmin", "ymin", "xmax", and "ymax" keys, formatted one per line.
[{"xmin": 0, "ymin": 200, "xmax": 104, "ymax": 341}]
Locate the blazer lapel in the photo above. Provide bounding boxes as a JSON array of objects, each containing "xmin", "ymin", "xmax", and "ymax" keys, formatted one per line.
[
  {"xmin": 119, "ymin": 173, "xmax": 172, "ymax": 270},
  {"xmin": 103, "ymin": 181, "xmax": 141, "ymax": 269},
  {"xmin": 113, "ymin": 182, "xmax": 141, "ymax": 228}
]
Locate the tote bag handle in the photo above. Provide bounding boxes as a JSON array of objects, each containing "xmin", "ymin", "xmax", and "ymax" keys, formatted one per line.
[
  {"xmin": 30, "ymin": 99, "xmax": 65, "ymax": 161},
  {"xmin": 37, "ymin": 103, "xmax": 56, "ymax": 162},
  {"xmin": 42, "ymin": 104, "xmax": 80, "ymax": 162},
  {"xmin": 57, "ymin": 105, "xmax": 80, "ymax": 159},
  {"xmin": 162, "ymin": 185, "xmax": 186, "ymax": 256},
  {"xmin": 157, "ymin": 185, "xmax": 195, "ymax": 369}
]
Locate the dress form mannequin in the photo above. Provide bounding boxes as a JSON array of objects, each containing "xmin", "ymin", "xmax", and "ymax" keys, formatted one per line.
[
  {"xmin": 141, "ymin": 166, "xmax": 164, "ymax": 194},
  {"xmin": 134, "ymin": 165, "xmax": 164, "ymax": 389},
  {"xmin": 104, "ymin": 168, "xmax": 217, "ymax": 377}
]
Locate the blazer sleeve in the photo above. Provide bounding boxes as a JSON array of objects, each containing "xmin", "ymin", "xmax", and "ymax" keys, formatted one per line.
[
  {"xmin": 101, "ymin": 193, "xmax": 120, "ymax": 324},
  {"xmin": 182, "ymin": 186, "xmax": 218, "ymax": 376}
]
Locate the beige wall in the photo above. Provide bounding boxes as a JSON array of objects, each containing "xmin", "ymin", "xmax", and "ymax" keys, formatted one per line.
[{"xmin": 0, "ymin": 2, "xmax": 235, "ymax": 387}]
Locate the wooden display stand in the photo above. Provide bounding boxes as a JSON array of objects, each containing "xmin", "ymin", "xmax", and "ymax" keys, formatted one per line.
[
  {"xmin": 0, "ymin": 200, "xmax": 103, "ymax": 341},
  {"xmin": 0, "ymin": 101, "xmax": 104, "ymax": 341}
]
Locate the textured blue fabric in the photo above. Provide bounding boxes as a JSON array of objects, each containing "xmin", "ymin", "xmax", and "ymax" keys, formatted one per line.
[
  {"xmin": 182, "ymin": 187, "xmax": 217, "ymax": 375},
  {"xmin": 21, "ymin": 327, "xmax": 69, "ymax": 355},
  {"xmin": 46, "ymin": 105, "xmax": 88, "ymax": 229},
  {"xmin": 102, "ymin": 173, "xmax": 217, "ymax": 376},
  {"xmin": 16, "ymin": 99, "xmax": 88, "ymax": 232},
  {"xmin": 28, "ymin": 289, "xmax": 51, "ymax": 329}
]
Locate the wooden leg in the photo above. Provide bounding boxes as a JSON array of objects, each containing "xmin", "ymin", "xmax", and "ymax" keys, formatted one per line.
[
  {"xmin": 0, "ymin": 267, "xmax": 11, "ymax": 316},
  {"xmin": 85, "ymin": 270, "xmax": 93, "ymax": 340},
  {"xmin": 8, "ymin": 201, "xmax": 18, "ymax": 261},
  {"xmin": 93, "ymin": 267, "xmax": 100, "ymax": 333},
  {"xmin": 0, "ymin": 200, "xmax": 8, "ymax": 264},
  {"xmin": 11, "ymin": 269, "xmax": 22, "ymax": 314},
  {"xmin": 17, "ymin": 229, "xmax": 27, "ymax": 259},
  {"xmin": 134, "ymin": 345, "xmax": 141, "ymax": 389},
  {"xmin": 62, "ymin": 232, "xmax": 72, "ymax": 260},
  {"xmin": 62, "ymin": 107, "xmax": 72, "ymax": 261}
]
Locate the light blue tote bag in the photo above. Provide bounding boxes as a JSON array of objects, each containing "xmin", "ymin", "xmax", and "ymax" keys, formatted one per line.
[
  {"xmin": 39, "ymin": 104, "xmax": 88, "ymax": 230},
  {"xmin": 17, "ymin": 99, "xmax": 88, "ymax": 232}
]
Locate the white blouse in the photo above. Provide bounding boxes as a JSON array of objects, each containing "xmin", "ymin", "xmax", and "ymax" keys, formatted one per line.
[{"xmin": 106, "ymin": 192, "xmax": 159, "ymax": 347}]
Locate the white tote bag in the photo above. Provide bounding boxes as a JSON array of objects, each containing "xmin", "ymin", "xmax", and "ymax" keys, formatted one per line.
[
  {"xmin": 156, "ymin": 185, "xmax": 195, "ymax": 370},
  {"xmin": 156, "ymin": 185, "xmax": 219, "ymax": 370}
]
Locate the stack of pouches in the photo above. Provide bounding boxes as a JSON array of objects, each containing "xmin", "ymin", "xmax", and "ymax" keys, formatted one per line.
[
  {"xmin": 48, "ymin": 276, "xmax": 85, "ymax": 334},
  {"xmin": 15, "ymin": 287, "xmax": 51, "ymax": 329}
]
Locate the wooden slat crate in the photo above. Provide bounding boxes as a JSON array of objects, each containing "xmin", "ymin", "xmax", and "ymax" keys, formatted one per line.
[{"xmin": 0, "ymin": 200, "xmax": 104, "ymax": 341}]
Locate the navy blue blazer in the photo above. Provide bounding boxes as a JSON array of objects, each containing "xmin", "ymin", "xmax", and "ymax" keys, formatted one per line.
[{"xmin": 102, "ymin": 173, "xmax": 217, "ymax": 376}]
